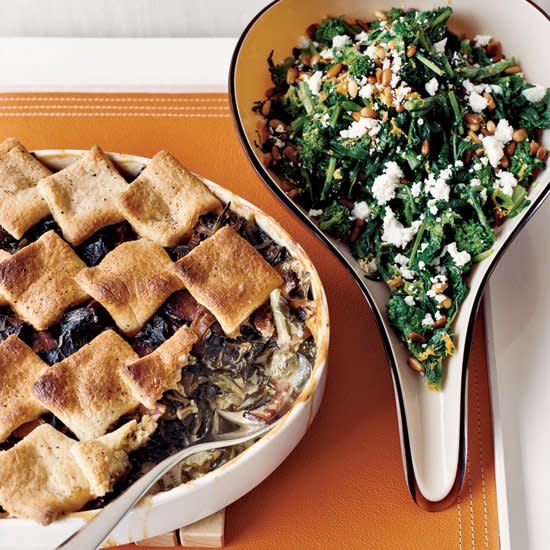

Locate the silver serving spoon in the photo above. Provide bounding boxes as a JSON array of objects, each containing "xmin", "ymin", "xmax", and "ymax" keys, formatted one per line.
[{"xmin": 56, "ymin": 416, "xmax": 279, "ymax": 550}]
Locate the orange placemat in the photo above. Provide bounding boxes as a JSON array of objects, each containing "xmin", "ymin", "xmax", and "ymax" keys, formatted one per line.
[{"xmin": 0, "ymin": 93, "xmax": 499, "ymax": 550}]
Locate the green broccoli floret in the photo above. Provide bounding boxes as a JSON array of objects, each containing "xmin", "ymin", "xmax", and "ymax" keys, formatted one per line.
[
  {"xmin": 318, "ymin": 201, "xmax": 353, "ymax": 239},
  {"xmin": 280, "ymin": 85, "xmax": 304, "ymax": 119},
  {"xmin": 455, "ymin": 220, "xmax": 495, "ymax": 260},
  {"xmin": 267, "ymin": 51, "xmax": 294, "ymax": 91},
  {"xmin": 345, "ymin": 49, "xmax": 373, "ymax": 78},
  {"xmin": 510, "ymin": 139, "xmax": 544, "ymax": 184},
  {"xmin": 298, "ymin": 121, "xmax": 328, "ymax": 170},
  {"xmin": 314, "ymin": 17, "xmax": 349, "ymax": 44}
]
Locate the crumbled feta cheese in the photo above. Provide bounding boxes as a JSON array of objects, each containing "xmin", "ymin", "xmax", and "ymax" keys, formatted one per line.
[
  {"xmin": 400, "ymin": 267, "xmax": 415, "ymax": 280},
  {"xmin": 462, "ymin": 79, "xmax": 485, "ymax": 95},
  {"xmin": 360, "ymin": 257, "xmax": 378, "ymax": 275},
  {"xmin": 420, "ymin": 243, "xmax": 429, "ymax": 252},
  {"xmin": 430, "ymin": 273, "xmax": 447, "ymax": 284},
  {"xmin": 411, "ymin": 181, "xmax": 422, "ymax": 198},
  {"xmin": 481, "ymin": 135, "xmax": 504, "ymax": 168},
  {"xmin": 307, "ymin": 71, "xmax": 324, "ymax": 95},
  {"xmin": 371, "ymin": 161, "xmax": 404, "ymax": 205},
  {"xmin": 394, "ymin": 85, "xmax": 411, "ymax": 105},
  {"xmin": 417, "ymin": 117, "xmax": 424, "ymax": 126},
  {"xmin": 428, "ymin": 199, "xmax": 439, "ymax": 215},
  {"xmin": 273, "ymin": 137, "xmax": 285, "ymax": 148},
  {"xmin": 490, "ymin": 84, "xmax": 503, "ymax": 95},
  {"xmin": 522, "ymin": 85, "xmax": 546, "ymax": 103},
  {"xmin": 494, "ymin": 119, "xmax": 513, "ymax": 143},
  {"xmin": 351, "ymin": 201, "xmax": 370, "ymax": 220},
  {"xmin": 381, "ymin": 207, "xmax": 422, "ymax": 248},
  {"xmin": 319, "ymin": 112, "xmax": 330, "ymax": 128},
  {"xmin": 482, "ymin": 119, "xmax": 514, "ymax": 167},
  {"xmin": 394, "ymin": 253, "xmax": 409, "ymax": 266},
  {"xmin": 319, "ymin": 49, "xmax": 334, "ymax": 60},
  {"xmin": 494, "ymin": 170, "xmax": 518, "ymax": 197},
  {"xmin": 275, "ymin": 124, "xmax": 285, "ymax": 133},
  {"xmin": 455, "ymin": 160, "xmax": 464, "ymax": 168},
  {"xmin": 434, "ymin": 38, "xmax": 447, "ymax": 53},
  {"xmin": 308, "ymin": 208, "xmax": 323, "ymax": 217},
  {"xmin": 382, "ymin": 58, "xmax": 391, "ymax": 70},
  {"xmin": 425, "ymin": 167, "xmax": 452, "ymax": 201},
  {"xmin": 470, "ymin": 178, "xmax": 481, "ymax": 187},
  {"xmin": 469, "ymin": 91, "xmax": 488, "ymax": 113},
  {"xmin": 339, "ymin": 116, "xmax": 380, "ymax": 139},
  {"xmin": 365, "ymin": 45, "xmax": 377, "ymax": 59},
  {"xmin": 425, "ymin": 77, "xmax": 439, "ymax": 96},
  {"xmin": 480, "ymin": 156, "xmax": 489, "ymax": 166},
  {"xmin": 474, "ymin": 35, "xmax": 492, "ymax": 47},
  {"xmin": 404, "ymin": 295, "xmax": 415, "ymax": 307},
  {"xmin": 297, "ymin": 35, "xmax": 311, "ymax": 49},
  {"xmin": 435, "ymin": 293, "xmax": 447, "ymax": 303},
  {"xmin": 355, "ymin": 31, "xmax": 369, "ymax": 42},
  {"xmin": 391, "ymin": 52, "xmax": 402, "ymax": 73},
  {"xmin": 447, "ymin": 242, "xmax": 471, "ymax": 267},
  {"xmin": 390, "ymin": 73, "xmax": 400, "ymax": 89},
  {"xmin": 418, "ymin": 261, "xmax": 426, "ymax": 270},
  {"xmin": 332, "ymin": 34, "xmax": 352, "ymax": 50},
  {"xmin": 434, "ymin": 311, "xmax": 443, "ymax": 321},
  {"xmin": 427, "ymin": 289, "xmax": 437, "ymax": 299},
  {"xmin": 480, "ymin": 188, "xmax": 488, "ymax": 203},
  {"xmin": 359, "ymin": 83, "xmax": 374, "ymax": 100},
  {"xmin": 422, "ymin": 313, "xmax": 435, "ymax": 327}
]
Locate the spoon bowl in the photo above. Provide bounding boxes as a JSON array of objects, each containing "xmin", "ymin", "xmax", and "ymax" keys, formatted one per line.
[{"xmin": 229, "ymin": 0, "xmax": 550, "ymax": 507}]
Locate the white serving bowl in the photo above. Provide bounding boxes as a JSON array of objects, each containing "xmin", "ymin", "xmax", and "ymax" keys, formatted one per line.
[{"xmin": 0, "ymin": 150, "xmax": 330, "ymax": 550}]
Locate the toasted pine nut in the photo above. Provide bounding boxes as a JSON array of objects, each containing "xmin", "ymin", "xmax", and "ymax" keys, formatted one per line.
[
  {"xmin": 492, "ymin": 53, "xmax": 505, "ymax": 62},
  {"xmin": 375, "ymin": 45, "xmax": 386, "ymax": 59},
  {"xmin": 286, "ymin": 67, "xmax": 298, "ymax": 85},
  {"xmin": 360, "ymin": 107, "xmax": 377, "ymax": 118},
  {"xmin": 261, "ymin": 100, "xmax": 271, "ymax": 117},
  {"xmin": 257, "ymin": 125, "xmax": 270, "ymax": 144},
  {"xmin": 504, "ymin": 65, "xmax": 521, "ymax": 74},
  {"xmin": 375, "ymin": 69, "xmax": 383, "ymax": 83},
  {"xmin": 421, "ymin": 139, "xmax": 430, "ymax": 155},
  {"xmin": 433, "ymin": 315, "xmax": 447, "ymax": 329},
  {"xmin": 475, "ymin": 147, "xmax": 485, "ymax": 157},
  {"xmin": 326, "ymin": 62, "xmax": 343, "ymax": 78},
  {"xmin": 336, "ymin": 82, "xmax": 347, "ymax": 95},
  {"xmin": 409, "ymin": 331, "xmax": 427, "ymax": 344},
  {"xmin": 500, "ymin": 155, "xmax": 510, "ymax": 169},
  {"xmin": 265, "ymin": 87, "xmax": 275, "ymax": 97},
  {"xmin": 311, "ymin": 54, "xmax": 320, "ymax": 65},
  {"xmin": 348, "ymin": 79, "xmax": 359, "ymax": 99},
  {"xmin": 352, "ymin": 111, "xmax": 362, "ymax": 121},
  {"xmin": 536, "ymin": 146, "xmax": 548, "ymax": 161},
  {"xmin": 375, "ymin": 9, "xmax": 388, "ymax": 20},
  {"xmin": 283, "ymin": 145, "xmax": 299, "ymax": 164},
  {"xmin": 484, "ymin": 92, "xmax": 496, "ymax": 111},
  {"xmin": 382, "ymin": 68, "xmax": 392, "ymax": 86},
  {"xmin": 464, "ymin": 113, "xmax": 482, "ymax": 125},
  {"xmin": 387, "ymin": 39, "xmax": 395, "ymax": 50},
  {"xmin": 269, "ymin": 118, "xmax": 284, "ymax": 129},
  {"xmin": 396, "ymin": 103, "xmax": 405, "ymax": 113},
  {"xmin": 469, "ymin": 123, "xmax": 481, "ymax": 132},
  {"xmin": 486, "ymin": 120, "xmax": 496, "ymax": 134},
  {"xmin": 287, "ymin": 188, "xmax": 301, "ymax": 199},
  {"xmin": 367, "ymin": 75, "xmax": 377, "ymax": 84},
  {"xmin": 529, "ymin": 141, "xmax": 540, "ymax": 156},
  {"xmin": 406, "ymin": 44, "xmax": 417, "ymax": 58},
  {"xmin": 440, "ymin": 295, "xmax": 453, "ymax": 309},
  {"xmin": 432, "ymin": 282, "xmax": 448, "ymax": 294},
  {"xmin": 279, "ymin": 179, "xmax": 296, "ymax": 191},
  {"xmin": 381, "ymin": 109, "xmax": 390, "ymax": 122},
  {"xmin": 408, "ymin": 357, "xmax": 425, "ymax": 374},
  {"xmin": 271, "ymin": 145, "xmax": 281, "ymax": 161},
  {"xmin": 468, "ymin": 130, "xmax": 482, "ymax": 144},
  {"xmin": 505, "ymin": 141, "xmax": 516, "ymax": 156},
  {"xmin": 262, "ymin": 152, "xmax": 272, "ymax": 168},
  {"xmin": 301, "ymin": 55, "xmax": 312, "ymax": 67},
  {"xmin": 512, "ymin": 128, "xmax": 527, "ymax": 142},
  {"xmin": 487, "ymin": 39, "xmax": 502, "ymax": 57}
]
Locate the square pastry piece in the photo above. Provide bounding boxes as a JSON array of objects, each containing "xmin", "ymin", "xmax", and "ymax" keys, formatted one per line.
[
  {"xmin": 0, "ymin": 231, "xmax": 89, "ymax": 330},
  {"xmin": 121, "ymin": 325, "xmax": 198, "ymax": 408},
  {"xmin": 75, "ymin": 239, "xmax": 184, "ymax": 336},
  {"xmin": 0, "ymin": 137, "xmax": 51, "ymax": 239},
  {"xmin": 0, "ymin": 335, "xmax": 48, "ymax": 443},
  {"xmin": 117, "ymin": 150, "xmax": 221, "ymax": 246},
  {"xmin": 0, "ymin": 424, "xmax": 92, "ymax": 525},
  {"xmin": 37, "ymin": 145, "xmax": 127, "ymax": 245},
  {"xmin": 31, "ymin": 330, "xmax": 140, "ymax": 441},
  {"xmin": 175, "ymin": 226, "xmax": 283, "ymax": 335}
]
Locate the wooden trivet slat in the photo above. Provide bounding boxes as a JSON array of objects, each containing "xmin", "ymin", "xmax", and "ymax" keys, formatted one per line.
[{"xmin": 135, "ymin": 509, "xmax": 225, "ymax": 548}]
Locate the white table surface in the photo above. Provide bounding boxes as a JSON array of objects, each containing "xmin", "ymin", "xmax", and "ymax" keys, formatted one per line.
[{"xmin": 0, "ymin": 35, "xmax": 547, "ymax": 550}]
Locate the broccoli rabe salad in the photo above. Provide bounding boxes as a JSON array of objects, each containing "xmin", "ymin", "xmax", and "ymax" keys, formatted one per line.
[{"xmin": 254, "ymin": 6, "xmax": 550, "ymax": 390}]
